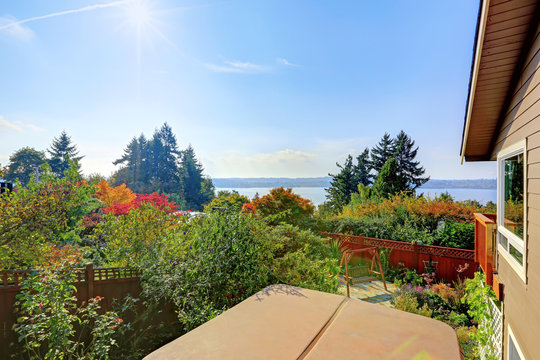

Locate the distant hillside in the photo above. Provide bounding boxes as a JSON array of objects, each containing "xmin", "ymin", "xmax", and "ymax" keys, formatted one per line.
[
  {"xmin": 212, "ymin": 177, "xmax": 332, "ymax": 188},
  {"xmin": 422, "ymin": 179, "xmax": 496, "ymax": 189},
  {"xmin": 212, "ymin": 177, "xmax": 497, "ymax": 189}
]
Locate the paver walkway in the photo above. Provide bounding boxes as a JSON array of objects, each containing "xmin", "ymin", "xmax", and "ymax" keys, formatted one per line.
[{"xmin": 337, "ymin": 276, "xmax": 397, "ymax": 307}]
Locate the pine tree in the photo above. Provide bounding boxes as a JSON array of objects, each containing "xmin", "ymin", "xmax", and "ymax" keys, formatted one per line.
[
  {"xmin": 370, "ymin": 133, "xmax": 395, "ymax": 178},
  {"xmin": 371, "ymin": 158, "xmax": 404, "ymax": 199},
  {"xmin": 5, "ymin": 147, "xmax": 47, "ymax": 186},
  {"xmin": 155, "ymin": 123, "xmax": 182, "ymax": 193},
  {"xmin": 113, "ymin": 135, "xmax": 150, "ymax": 193},
  {"xmin": 145, "ymin": 123, "xmax": 182, "ymax": 194},
  {"xmin": 355, "ymin": 148, "xmax": 372, "ymax": 186},
  {"xmin": 393, "ymin": 130, "xmax": 429, "ymax": 192},
  {"xmin": 179, "ymin": 145, "xmax": 212, "ymax": 210},
  {"xmin": 47, "ymin": 131, "xmax": 83, "ymax": 177},
  {"xmin": 325, "ymin": 155, "xmax": 358, "ymax": 212}
]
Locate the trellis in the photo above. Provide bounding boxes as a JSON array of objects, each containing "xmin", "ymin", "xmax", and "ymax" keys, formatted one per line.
[{"xmin": 479, "ymin": 297, "xmax": 503, "ymax": 360}]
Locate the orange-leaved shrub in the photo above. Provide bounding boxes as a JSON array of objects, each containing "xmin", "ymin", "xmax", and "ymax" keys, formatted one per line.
[
  {"xmin": 340, "ymin": 193, "xmax": 481, "ymax": 223},
  {"xmin": 94, "ymin": 180, "xmax": 136, "ymax": 207}
]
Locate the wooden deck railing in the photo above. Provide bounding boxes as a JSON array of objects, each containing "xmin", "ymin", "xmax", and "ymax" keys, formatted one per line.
[{"xmin": 474, "ymin": 213, "xmax": 497, "ymax": 286}]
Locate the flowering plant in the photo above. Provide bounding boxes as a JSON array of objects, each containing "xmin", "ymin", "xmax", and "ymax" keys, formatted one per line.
[{"xmin": 13, "ymin": 256, "xmax": 124, "ymax": 359}]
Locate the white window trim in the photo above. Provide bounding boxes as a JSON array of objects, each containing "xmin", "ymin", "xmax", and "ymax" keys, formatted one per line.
[
  {"xmin": 508, "ymin": 324, "xmax": 526, "ymax": 360},
  {"xmin": 496, "ymin": 139, "xmax": 527, "ymax": 283}
]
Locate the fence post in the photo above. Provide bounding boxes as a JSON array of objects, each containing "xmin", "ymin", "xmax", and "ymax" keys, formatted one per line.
[
  {"xmin": 413, "ymin": 241, "xmax": 419, "ymax": 272},
  {"xmin": 86, "ymin": 263, "xmax": 94, "ymax": 299}
]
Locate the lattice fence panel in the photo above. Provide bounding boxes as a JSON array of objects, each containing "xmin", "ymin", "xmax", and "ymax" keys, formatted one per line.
[
  {"xmin": 479, "ymin": 298, "xmax": 503, "ymax": 360},
  {"xmin": 418, "ymin": 245, "xmax": 475, "ymax": 260},
  {"xmin": 363, "ymin": 237, "xmax": 415, "ymax": 252},
  {"xmin": 93, "ymin": 267, "xmax": 141, "ymax": 281}
]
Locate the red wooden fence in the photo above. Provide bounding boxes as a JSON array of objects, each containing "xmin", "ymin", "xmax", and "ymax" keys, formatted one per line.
[{"xmin": 324, "ymin": 233, "xmax": 477, "ymax": 282}]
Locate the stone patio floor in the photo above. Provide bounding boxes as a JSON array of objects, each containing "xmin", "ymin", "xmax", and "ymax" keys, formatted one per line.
[{"xmin": 337, "ymin": 276, "xmax": 397, "ymax": 307}]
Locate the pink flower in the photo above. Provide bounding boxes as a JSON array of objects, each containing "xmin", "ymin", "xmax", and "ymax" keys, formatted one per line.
[{"xmin": 39, "ymin": 302, "xmax": 43, "ymax": 308}]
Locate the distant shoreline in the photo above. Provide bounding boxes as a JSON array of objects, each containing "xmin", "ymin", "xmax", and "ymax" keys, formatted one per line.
[{"xmin": 212, "ymin": 177, "xmax": 496, "ymax": 190}]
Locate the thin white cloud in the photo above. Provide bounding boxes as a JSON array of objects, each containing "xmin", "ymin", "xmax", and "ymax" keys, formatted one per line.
[
  {"xmin": 205, "ymin": 60, "xmax": 271, "ymax": 74},
  {"xmin": 0, "ymin": 0, "xmax": 132, "ymax": 33},
  {"xmin": 0, "ymin": 116, "xmax": 43, "ymax": 132},
  {"xmin": 211, "ymin": 149, "xmax": 318, "ymax": 177},
  {"xmin": 0, "ymin": 116, "xmax": 22, "ymax": 131},
  {"xmin": 276, "ymin": 58, "xmax": 299, "ymax": 67},
  {"xmin": 0, "ymin": 16, "xmax": 34, "ymax": 41}
]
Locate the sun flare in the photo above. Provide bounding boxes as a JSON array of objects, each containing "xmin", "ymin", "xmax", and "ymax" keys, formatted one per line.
[{"xmin": 124, "ymin": 0, "xmax": 152, "ymax": 27}]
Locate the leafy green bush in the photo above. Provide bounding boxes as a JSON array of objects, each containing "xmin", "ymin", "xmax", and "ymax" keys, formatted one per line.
[
  {"xmin": 0, "ymin": 164, "xmax": 99, "ymax": 270},
  {"xmin": 393, "ymin": 293, "xmax": 432, "ymax": 317},
  {"xmin": 434, "ymin": 221, "xmax": 475, "ymax": 249},
  {"xmin": 141, "ymin": 213, "xmax": 340, "ymax": 332},
  {"xmin": 93, "ymin": 204, "xmax": 184, "ymax": 267},
  {"xmin": 142, "ymin": 213, "xmax": 276, "ymax": 331},
  {"xmin": 271, "ymin": 249, "xmax": 338, "ymax": 294},
  {"xmin": 203, "ymin": 191, "xmax": 249, "ymax": 214},
  {"xmin": 13, "ymin": 257, "xmax": 123, "ymax": 360},
  {"xmin": 464, "ymin": 272, "xmax": 500, "ymax": 360},
  {"xmin": 385, "ymin": 265, "xmax": 425, "ymax": 286},
  {"xmin": 456, "ymin": 326, "xmax": 479, "ymax": 360}
]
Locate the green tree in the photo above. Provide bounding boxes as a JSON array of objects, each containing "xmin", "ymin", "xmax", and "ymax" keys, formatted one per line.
[
  {"xmin": 393, "ymin": 130, "xmax": 429, "ymax": 191},
  {"xmin": 180, "ymin": 145, "xmax": 213, "ymax": 210},
  {"xmin": 326, "ymin": 155, "xmax": 358, "ymax": 212},
  {"xmin": 85, "ymin": 172, "xmax": 106, "ymax": 185},
  {"xmin": 370, "ymin": 133, "xmax": 395, "ymax": 177},
  {"xmin": 0, "ymin": 164, "xmax": 98, "ymax": 269},
  {"xmin": 200, "ymin": 177, "xmax": 216, "ymax": 206},
  {"xmin": 5, "ymin": 147, "xmax": 47, "ymax": 186},
  {"xmin": 47, "ymin": 131, "xmax": 83, "ymax": 178},
  {"xmin": 0, "ymin": 163, "xmax": 7, "ymax": 178},
  {"xmin": 113, "ymin": 135, "xmax": 150, "ymax": 193},
  {"xmin": 204, "ymin": 190, "xmax": 248, "ymax": 213},
  {"xmin": 371, "ymin": 158, "xmax": 405, "ymax": 199},
  {"xmin": 355, "ymin": 147, "xmax": 372, "ymax": 186},
  {"xmin": 151, "ymin": 123, "xmax": 182, "ymax": 194}
]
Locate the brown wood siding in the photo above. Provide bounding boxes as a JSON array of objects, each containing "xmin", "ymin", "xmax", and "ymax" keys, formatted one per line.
[
  {"xmin": 491, "ymin": 26, "xmax": 540, "ymax": 156},
  {"xmin": 491, "ymin": 20, "xmax": 540, "ymax": 360}
]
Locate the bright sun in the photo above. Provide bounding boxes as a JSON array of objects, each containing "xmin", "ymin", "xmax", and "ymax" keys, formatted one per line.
[{"xmin": 125, "ymin": 0, "xmax": 152, "ymax": 27}]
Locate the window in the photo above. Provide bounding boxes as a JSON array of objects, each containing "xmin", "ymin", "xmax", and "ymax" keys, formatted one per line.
[
  {"xmin": 497, "ymin": 140, "xmax": 526, "ymax": 281},
  {"xmin": 508, "ymin": 325, "xmax": 526, "ymax": 360}
]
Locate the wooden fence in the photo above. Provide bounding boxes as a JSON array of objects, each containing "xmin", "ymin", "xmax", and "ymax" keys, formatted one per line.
[
  {"xmin": 0, "ymin": 264, "xmax": 146, "ymax": 359},
  {"xmin": 324, "ymin": 233, "xmax": 477, "ymax": 282}
]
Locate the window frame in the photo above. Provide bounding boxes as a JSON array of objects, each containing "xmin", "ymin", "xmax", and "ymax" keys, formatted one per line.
[
  {"xmin": 508, "ymin": 324, "xmax": 526, "ymax": 360},
  {"xmin": 497, "ymin": 139, "xmax": 527, "ymax": 283}
]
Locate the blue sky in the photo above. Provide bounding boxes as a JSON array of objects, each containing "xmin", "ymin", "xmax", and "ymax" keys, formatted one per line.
[{"xmin": 0, "ymin": 0, "xmax": 495, "ymax": 179}]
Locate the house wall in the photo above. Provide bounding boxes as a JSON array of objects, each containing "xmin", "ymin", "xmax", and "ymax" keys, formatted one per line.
[{"xmin": 490, "ymin": 22, "xmax": 540, "ymax": 360}]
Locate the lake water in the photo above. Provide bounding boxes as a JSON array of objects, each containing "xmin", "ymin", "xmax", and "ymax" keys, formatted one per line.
[{"xmin": 215, "ymin": 187, "xmax": 497, "ymax": 206}]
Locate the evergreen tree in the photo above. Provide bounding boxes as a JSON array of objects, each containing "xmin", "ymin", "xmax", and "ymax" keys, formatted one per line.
[
  {"xmin": 155, "ymin": 123, "xmax": 182, "ymax": 193},
  {"xmin": 325, "ymin": 155, "xmax": 358, "ymax": 212},
  {"xmin": 5, "ymin": 147, "xmax": 47, "ymax": 186},
  {"xmin": 200, "ymin": 177, "xmax": 216, "ymax": 206},
  {"xmin": 47, "ymin": 131, "xmax": 83, "ymax": 177},
  {"xmin": 355, "ymin": 147, "xmax": 372, "ymax": 186},
  {"xmin": 112, "ymin": 134, "xmax": 152, "ymax": 193},
  {"xmin": 371, "ymin": 158, "xmax": 404, "ymax": 199},
  {"xmin": 370, "ymin": 133, "xmax": 395, "ymax": 177},
  {"xmin": 180, "ymin": 145, "xmax": 213, "ymax": 210},
  {"xmin": 393, "ymin": 130, "xmax": 429, "ymax": 192}
]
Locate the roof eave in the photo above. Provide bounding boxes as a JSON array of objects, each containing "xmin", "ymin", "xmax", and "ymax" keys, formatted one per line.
[{"xmin": 460, "ymin": 0, "xmax": 490, "ymax": 164}]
